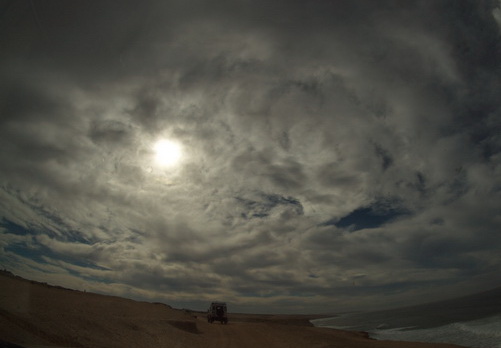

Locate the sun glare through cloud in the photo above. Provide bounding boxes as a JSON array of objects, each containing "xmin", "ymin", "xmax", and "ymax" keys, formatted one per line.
[{"xmin": 153, "ymin": 139, "xmax": 183, "ymax": 167}]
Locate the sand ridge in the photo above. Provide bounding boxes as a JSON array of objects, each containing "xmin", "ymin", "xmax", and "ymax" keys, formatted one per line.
[{"xmin": 0, "ymin": 271, "xmax": 465, "ymax": 348}]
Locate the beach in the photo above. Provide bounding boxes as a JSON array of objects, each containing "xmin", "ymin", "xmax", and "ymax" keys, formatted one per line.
[{"xmin": 0, "ymin": 272, "xmax": 464, "ymax": 348}]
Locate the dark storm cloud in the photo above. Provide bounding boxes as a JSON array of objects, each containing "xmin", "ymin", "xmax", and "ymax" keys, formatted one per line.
[{"xmin": 1, "ymin": 0, "xmax": 501, "ymax": 313}]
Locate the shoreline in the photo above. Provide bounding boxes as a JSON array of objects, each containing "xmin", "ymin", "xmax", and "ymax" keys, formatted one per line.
[{"xmin": 0, "ymin": 272, "xmax": 465, "ymax": 348}]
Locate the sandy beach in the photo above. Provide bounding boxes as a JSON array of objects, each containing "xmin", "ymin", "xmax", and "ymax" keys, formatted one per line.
[{"xmin": 0, "ymin": 271, "xmax": 465, "ymax": 348}]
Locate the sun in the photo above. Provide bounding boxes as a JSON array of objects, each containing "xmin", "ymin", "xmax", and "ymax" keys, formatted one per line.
[{"xmin": 153, "ymin": 139, "xmax": 183, "ymax": 167}]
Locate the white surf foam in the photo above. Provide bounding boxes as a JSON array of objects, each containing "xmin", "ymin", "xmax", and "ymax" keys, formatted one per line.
[{"xmin": 370, "ymin": 314, "xmax": 501, "ymax": 348}]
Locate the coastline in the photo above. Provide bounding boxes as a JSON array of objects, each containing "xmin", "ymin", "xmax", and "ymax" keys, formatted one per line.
[
  {"xmin": 0, "ymin": 271, "xmax": 465, "ymax": 348},
  {"xmin": 310, "ymin": 294, "xmax": 501, "ymax": 348}
]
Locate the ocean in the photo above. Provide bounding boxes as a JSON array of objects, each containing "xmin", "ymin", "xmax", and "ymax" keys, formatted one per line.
[{"xmin": 311, "ymin": 287, "xmax": 501, "ymax": 348}]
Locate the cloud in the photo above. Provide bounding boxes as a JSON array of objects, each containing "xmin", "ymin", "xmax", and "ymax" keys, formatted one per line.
[{"xmin": 1, "ymin": 0, "xmax": 501, "ymax": 313}]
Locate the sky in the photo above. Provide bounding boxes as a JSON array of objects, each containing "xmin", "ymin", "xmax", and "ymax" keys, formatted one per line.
[{"xmin": 1, "ymin": 0, "xmax": 501, "ymax": 314}]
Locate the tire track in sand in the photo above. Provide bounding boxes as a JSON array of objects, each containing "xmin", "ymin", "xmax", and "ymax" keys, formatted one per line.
[{"xmin": 197, "ymin": 317, "xmax": 263, "ymax": 348}]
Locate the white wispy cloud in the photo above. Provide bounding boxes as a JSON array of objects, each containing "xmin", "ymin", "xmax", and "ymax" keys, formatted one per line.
[{"xmin": 1, "ymin": 0, "xmax": 500, "ymax": 313}]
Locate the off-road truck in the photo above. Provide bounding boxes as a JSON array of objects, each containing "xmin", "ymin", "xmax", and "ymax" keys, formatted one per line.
[{"xmin": 207, "ymin": 302, "xmax": 228, "ymax": 324}]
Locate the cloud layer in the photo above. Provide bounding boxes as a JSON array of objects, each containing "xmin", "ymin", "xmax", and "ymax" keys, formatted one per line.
[{"xmin": 1, "ymin": 0, "xmax": 501, "ymax": 313}]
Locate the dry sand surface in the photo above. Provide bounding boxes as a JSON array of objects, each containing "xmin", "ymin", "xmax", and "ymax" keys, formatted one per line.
[{"xmin": 0, "ymin": 271, "xmax": 465, "ymax": 348}]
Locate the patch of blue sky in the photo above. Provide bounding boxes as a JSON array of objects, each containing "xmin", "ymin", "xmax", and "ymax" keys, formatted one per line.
[
  {"xmin": 5, "ymin": 242, "xmax": 49, "ymax": 265},
  {"xmin": 2, "ymin": 218, "xmax": 93, "ymax": 245},
  {"xmin": 323, "ymin": 205, "xmax": 409, "ymax": 231},
  {"xmin": 4, "ymin": 238, "xmax": 108, "ymax": 272},
  {"xmin": 1, "ymin": 218, "xmax": 35, "ymax": 236}
]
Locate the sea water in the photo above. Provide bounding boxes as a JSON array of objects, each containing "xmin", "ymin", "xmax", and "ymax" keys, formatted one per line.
[
  {"xmin": 312, "ymin": 314, "xmax": 501, "ymax": 348},
  {"xmin": 372, "ymin": 315, "xmax": 501, "ymax": 348},
  {"xmin": 311, "ymin": 287, "xmax": 501, "ymax": 348}
]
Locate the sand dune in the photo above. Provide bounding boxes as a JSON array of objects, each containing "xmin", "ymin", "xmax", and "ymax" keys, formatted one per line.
[{"xmin": 0, "ymin": 271, "xmax": 464, "ymax": 348}]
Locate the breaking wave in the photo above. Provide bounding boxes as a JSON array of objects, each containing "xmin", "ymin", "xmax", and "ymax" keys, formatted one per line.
[{"xmin": 371, "ymin": 314, "xmax": 501, "ymax": 348}]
